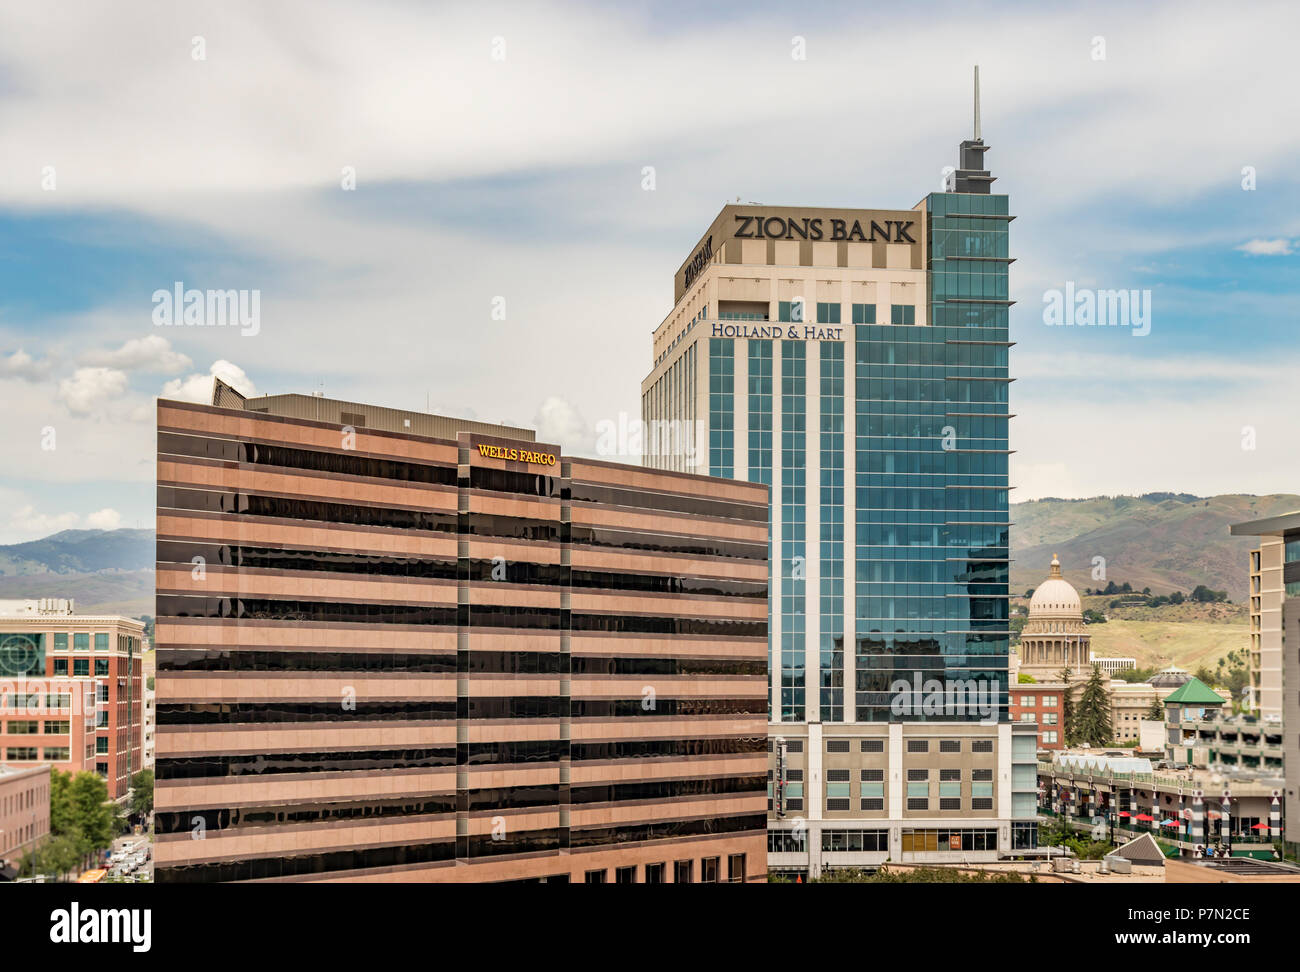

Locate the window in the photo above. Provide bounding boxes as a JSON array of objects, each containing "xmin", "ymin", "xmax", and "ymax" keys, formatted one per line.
[
  {"xmin": 826, "ymin": 739, "xmax": 850, "ymax": 753},
  {"xmin": 907, "ymin": 769, "xmax": 929, "ymax": 781},
  {"xmin": 43, "ymin": 747, "xmax": 70, "ymax": 760},
  {"xmin": 43, "ymin": 721, "xmax": 69, "ymax": 734},
  {"xmin": 972, "ymin": 769, "xmax": 993, "ymax": 782},
  {"xmin": 786, "ymin": 740, "xmax": 803, "ymax": 753},
  {"xmin": 906, "ymin": 740, "xmax": 928, "ymax": 753},
  {"xmin": 96, "ymin": 737, "xmax": 109, "ymax": 754},
  {"xmin": 861, "ymin": 769, "xmax": 884, "ymax": 782},
  {"xmin": 972, "ymin": 798, "xmax": 994, "ymax": 811},
  {"xmin": 727, "ymin": 854, "xmax": 746, "ymax": 883},
  {"xmin": 1018, "ymin": 713, "xmax": 1036, "ymax": 723},
  {"xmin": 6, "ymin": 747, "xmax": 38, "ymax": 760},
  {"xmin": 861, "ymin": 798, "xmax": 884, "ymax": 811},
  {"xmin": 95, "ymin": 659, "xmax": 109, "ymax": 676},
  {"xmin": 940, "ymin": 798, "xmax": 962, "ymax": 810},
  {"xmin": 73, "ymin": 659, "xmax": 90, "ymax": 677},
  {"xmin": 907, "ymin": 798, "xmax": 929, "ymax": 811},
  {"xmin": 826, "ymin": 769, "xmax": 850, "ymax": 782},
  {"xmin": 939, "ymin": 769, "xmax": 961, "ymax": 782},
  {"xmin": 74, "ymin": 633, "xmax": 89, "ymax": 651},
  {"xmin": 826, "ymin": 799, "xmax": 851, "ymax": 811},
  {"xmin": 54, "ymin": 633, "xmax": 68, "ymax": 652},
  {"xmin": 1041, "ymin": 696, "xmax": 1057, "ymax": 707},
  {"xmin": 674, "ymin": 860, "xmax": 694, "ymax": 883},
  {"xmin": 1042, "ymin": 731, "xmax": 1057, "ymax": 744},
  {"xmin": 822, "ymin": 830, "xmax": 888, "ymax": 852},
  {"xmin": 1019, "ymin": 695, "xmax": 1034, "ymax": 707},
  {"xmin": 816, "ymin": 302, "xmax": 841, "ymax": 324},
  {"xmin": 851, "ymin": 303, "xmax": 876, "ymax": 324},
  {"xmin": 1042, "ymin": 713, "xmax": 1058, "ymax": 725},
  {"xmin": 97, "ymin": 711, "xmax": 108, "ymax": 728},
  {"xmin": 53, "ymin": 658, "xmax": 68, "ymax": 675},
  {"xmin": 939, "ymin": 740, "xmax": 961, "ymax": 753},
  {"xmin": 972, "ymin": 740, "xmax": 993, "ymax": 753},
  {"xmin": 615, "ymin": 866, "xmax": 636, "ymax": 884},
  {"xmin": 97, "ymin": 684, "xmax": 109, "ymax": 702},
  {"xmin": 644, "ymin": 863, "xmax": 664, "ymax": 884},
  {"xmin": 94, "ymin": 633, "xmax": 109, "ymax": 651},
  {"xmin": 861, "ymin": 739, "xmax": 883, "ymax": 753},
  {"xmin": 890, "ymin": 304, "xmax": 916, "ymax": 325},
  {"xmin": 585, "ymin": 869, "xmax": 607, "ymax": 884},
  {"xmin": 701, "ymin": 857, "xmax": 720, "ymax": 883}
]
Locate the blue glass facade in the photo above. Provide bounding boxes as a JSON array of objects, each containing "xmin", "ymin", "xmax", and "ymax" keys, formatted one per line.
[
  {"xmin": 852, "ymin": 192, "xmax": 1010, "ymax": 722},
  {"xmin": 708, "ymin": 337, "xmax": 734, "ymax": 478},
  {"xmin": 780, "ymin": 342, "xmax": 807, "ymax": 721},
  {"xmin": 819, "ymin": 341, "xmax": 845, "ymax": 722}
]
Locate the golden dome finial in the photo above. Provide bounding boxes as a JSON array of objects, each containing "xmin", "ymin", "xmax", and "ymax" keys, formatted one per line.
[{"xmin": 1050, "ymin": 554, "xmax": 1061, "ymax": 578}]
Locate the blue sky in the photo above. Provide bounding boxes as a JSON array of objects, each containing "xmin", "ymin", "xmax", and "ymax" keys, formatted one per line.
[{"xmin": 0, "ymin": 0, "xmax": 1296, "ymax": 543}]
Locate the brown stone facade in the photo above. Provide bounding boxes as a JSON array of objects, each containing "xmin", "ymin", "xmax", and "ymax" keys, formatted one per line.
[{"xmin": 155, "ymin": 397, "xmax": 768, "ymax": 882}]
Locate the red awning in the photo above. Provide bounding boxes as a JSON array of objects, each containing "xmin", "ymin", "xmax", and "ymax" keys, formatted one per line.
[
  {"xmin": 1134, "ymin": 814, "xmax": 1154, "ymax": 821},
  {"xmin": 1253, "ymin": 822, "xmax": 1271, "ymax": 830},
  {"xmin": 1118, "ymin": 811, "xmax": 1130, "ymax": 817}
]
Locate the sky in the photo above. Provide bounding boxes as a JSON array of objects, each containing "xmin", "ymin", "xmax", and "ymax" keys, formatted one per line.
[{"xmin": 0, "ymin": 0, "xmax": 1296, "ymax": 544}]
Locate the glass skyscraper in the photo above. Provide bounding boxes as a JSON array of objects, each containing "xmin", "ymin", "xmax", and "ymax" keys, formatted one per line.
[{"xmin": 642, "ymin": 119, "xmax": 1034, "ymax": 875}]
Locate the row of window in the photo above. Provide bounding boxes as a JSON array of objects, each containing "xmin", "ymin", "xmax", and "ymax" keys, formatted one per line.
[
  {"xmin": 4, "ymin": 747, "xmax": 71, "ymax": 760},
  {"xmin": 1, "ymin": 721, "xmax": 71, "ymax": 734},
  {"xmin": 588, "ymin": 854, "xmax": 746, "ymax": 883}
]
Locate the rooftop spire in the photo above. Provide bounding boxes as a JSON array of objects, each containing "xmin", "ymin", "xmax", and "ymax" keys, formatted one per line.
[{"xmin": 974, "ymin": 64, "xmax": 981, "ymax": 141}]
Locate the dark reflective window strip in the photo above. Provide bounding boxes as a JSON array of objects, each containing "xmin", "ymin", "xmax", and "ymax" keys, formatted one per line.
[
  {"xmin": 569, "ymin": 812, "xmax": 766, "ymax": 848},
  {"xmin": 155, "ymin": 840, "xmax": 457, "ymax": 884},
  {"xmin": 158, "ymin": 431, "xmax": 457, "ymax": 485},
  {"xmin": 156, "ymin": 748, "xmax": 456, "ymax": 779}
]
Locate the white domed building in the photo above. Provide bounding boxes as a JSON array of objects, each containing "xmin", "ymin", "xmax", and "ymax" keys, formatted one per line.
[{"xmin": 1019, "ymin": 555, "xmax": 1091, "ymax": 681}]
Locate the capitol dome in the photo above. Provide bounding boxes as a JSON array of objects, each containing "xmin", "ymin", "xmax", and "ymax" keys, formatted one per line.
[
  {"xmin": 1029, "ymin": 555, "xmax": 1082, "ymax": 618},
  {"xmin": 1019, "ymin": 554, "xmax": 1092, "ymax": 678}
]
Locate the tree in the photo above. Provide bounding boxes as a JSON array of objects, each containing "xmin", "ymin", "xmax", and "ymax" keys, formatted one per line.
[
  {"xmin": 129, "ymin": 769, "xmax": 154, "ymax": 819},
  {"xmin": 1057, "ymin": 667, "xmax": 1075, "ymax": 744},
  {"xmin": 1146, "ymin": 698, "xmax": 1165, "ymax": 721},
  {"xmin": 1073, "ymin": 664, "xmax": 1114, "ymax": 746},
  {"xmin": 19, "ymin": 833, "xmax": 82, "ymax": 880}
]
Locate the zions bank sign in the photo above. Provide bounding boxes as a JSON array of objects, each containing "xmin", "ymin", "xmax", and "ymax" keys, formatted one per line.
[
  {"xmin": 674, "ymin": 207, "xmax": 921, "ymax": 301},
  {"xmin": 732, "ymin": 214, "xmax": 915, "ymax": 244}
]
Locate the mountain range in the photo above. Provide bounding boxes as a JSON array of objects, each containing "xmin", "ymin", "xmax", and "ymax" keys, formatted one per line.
[{"xmin": 0, "ymin": 492, "xmax": 1296, "ymax": 618}]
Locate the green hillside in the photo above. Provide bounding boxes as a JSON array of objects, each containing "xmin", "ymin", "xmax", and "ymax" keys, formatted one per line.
[
  {"xmin": 1010, "ymin": 493, "xmax": 1300, "ymax": 602},
  {"xmin": 0, "ymin": 528, "xmax": 154, "ymax": 575}
]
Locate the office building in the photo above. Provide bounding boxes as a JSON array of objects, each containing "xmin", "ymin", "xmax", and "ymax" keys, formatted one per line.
[
  {"xmin": 1230, "ymin": 509, "xmax": 1300, "ymax": 854},
  {"xmin": 642, "ymin": 77, "xmax": 1021, "ymax": 875},
  {"xmin": 154, "ymin": 381, "xmax": 768, "ymax": 882},
  {"xmin": 0, "ymin": 599, "xmax": 144, "ymax": 800},
  {"xmin": 0, "ymin": 764, "xmax": 50, "ymax": 878}
]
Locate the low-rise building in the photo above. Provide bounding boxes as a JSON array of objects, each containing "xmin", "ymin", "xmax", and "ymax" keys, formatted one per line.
[
  {"xmin": 1009, "ymin": 682, "xmax": 1066, "ymax": 751},
  {"xmin": 0, "ymin": 763, "xmax": 51, "ymax": 878},
  {"xmin": 0, "ymin": 599, "xmax": 144, "ymax": 800},
  {"xmin": 1039, "ymin": 749, "xmax": 1282, "ymax": 859}
]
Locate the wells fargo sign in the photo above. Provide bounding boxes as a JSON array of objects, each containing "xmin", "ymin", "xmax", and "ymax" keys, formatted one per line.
[{"xmin": 476, "ymin": 443, "xmax": 557, "ymax": 466}]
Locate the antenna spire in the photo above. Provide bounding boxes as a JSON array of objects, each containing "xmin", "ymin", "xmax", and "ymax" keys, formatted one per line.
[{"xmin": 973, "ymin": 65, "xmax": 981, "ymax": 140}]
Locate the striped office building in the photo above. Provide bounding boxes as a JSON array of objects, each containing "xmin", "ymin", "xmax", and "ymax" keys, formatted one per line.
[{"xmin": 154, "ymin": 381, "xmax": 768, "ymax": 882}]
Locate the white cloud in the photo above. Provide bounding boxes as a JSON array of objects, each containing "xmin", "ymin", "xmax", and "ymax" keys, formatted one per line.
[
  {"xmin": 160, "ymin": 360, "xmax": 257, "ymax": 404},
  {"xmin": 0, "ymin": 348, "xmax": 53, "ymax": 381},
  {"xmin": 84, "ymin": 508, "xmax": 122, "ymax": 530},
  {"xmin": 82, "ymin": 334, "xmax": 192, "ymax": 373},
  {"xmin": 1236, "ymin": 238, "xmax": 1293, "ymax": 256},
  {"xmin": 534, "ymin": 396, "xmax": 595, "ymax": 453},
  {"xmin": 3, "ymin": 504, "xmax": 79, "ymax": 539},
  {"xmin": 56, "ymin": 366, "xmax": 129, "ymax": 416}
]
